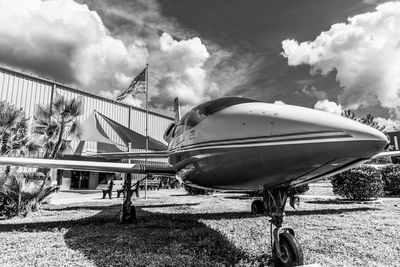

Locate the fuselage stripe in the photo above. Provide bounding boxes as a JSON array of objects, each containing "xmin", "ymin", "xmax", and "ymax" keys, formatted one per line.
[{"xmin": 168, "ymin": 132, "xmax": 352, "ymax": 154}]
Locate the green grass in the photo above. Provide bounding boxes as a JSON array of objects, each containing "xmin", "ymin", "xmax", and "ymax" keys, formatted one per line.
[{"xmin": 0, "ymin": 188, "xmax": 399, "ymax": 266}]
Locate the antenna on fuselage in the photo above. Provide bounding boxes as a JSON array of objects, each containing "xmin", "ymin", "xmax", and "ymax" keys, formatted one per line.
[{"xmin": 173, "ymin": 97, "xmax": 181, "ymax": 124}]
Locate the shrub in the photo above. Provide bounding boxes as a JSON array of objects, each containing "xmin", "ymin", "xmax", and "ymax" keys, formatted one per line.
[
  {"xmin": 0, "ymin": 172, "xmax": 58, "ymax": 218},
  {"xmin": 365, "ymin": 156, "xmax": 392, "ymax": 165},
  {"xmin": 246, "ymin": 184, "xmax": 310, "ymax": 197},
  {"xmin": 380, "ymin": 164, "xmax": 400, "ymax": 196},
  {"xmin": 184, "ymin": 184, "xmax": 213, "ymax": 195},
  {"xmin": 330, "ymin": 166, "xmax": 384, "ymax": 200},
  {"xmin": 287, "ymin": 184, "xmax": 310, "ymax": 196}
]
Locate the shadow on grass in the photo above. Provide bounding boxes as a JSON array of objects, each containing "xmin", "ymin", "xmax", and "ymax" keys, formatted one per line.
[
  {"xmin": 42, "ymin": 205, "xmax": 108, "ymax": 211},
  {"xmin": 64, "ymin": 207, "xmax": 262, "ymax": 266},
  {"xmin": 305, "ymin": 199, "xmax": 382, "ymax": 205},
  {"xmin": 0, "ymin": 203, "xmax": 269, "ymax": 266},
  {"xmin": 224, "ymin": 195, "xmax": 254, "ymax": 200},
  {"xmin": 138, "ymin": 203, "xmax": 200, "ymax": 209},
  {"xmin": 286, "ymin": 207, "xmax": 379, "ymax": 216},
  {"xmin": 0, "ymin": 201, "xmax": 380, "ymax": 266},
  {"xmin": 42, "ymin": 203, "xmax": 201, "ymax": 212},
  {"xmin": 60, "ymin": 190, "xmax": 103, "ymax": 195}
]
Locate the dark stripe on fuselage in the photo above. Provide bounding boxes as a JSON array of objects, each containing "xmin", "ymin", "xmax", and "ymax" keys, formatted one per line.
[
  {"xmin": 174, "ymin": 138, "xmax": 384, "ymax": 191},
  {"xmin": 169, "ymin": 131, "xmax": 352, "ymax": 154},
  {"xmin": 170, "ymin": 134, "xmax": 353, "ymax": 167}
]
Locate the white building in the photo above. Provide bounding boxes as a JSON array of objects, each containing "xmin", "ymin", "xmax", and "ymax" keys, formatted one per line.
[{"xmin": 0, "ymin": 65, "xmax": 173, "ymax": 190}]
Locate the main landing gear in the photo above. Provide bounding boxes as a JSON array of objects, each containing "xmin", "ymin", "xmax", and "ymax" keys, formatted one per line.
[
  {"xmin": 251, "ymin": 188, "xmax": 304, "ymax": 266},
  {"xmin": 120, "ymin": 173, "xmax": 137, "ymax": 224},
  {"xmin": 120, "ymin": 173, "xmax": 153, "ymax": 224}
]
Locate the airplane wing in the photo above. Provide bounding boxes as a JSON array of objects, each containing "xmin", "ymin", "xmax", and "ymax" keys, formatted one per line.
[
  {"xmin": 94, "ymin": 151, "xmax": 169, "ymax": 159},
  {"xmin": 372, "ymin": 151, "xmax": 400, "ymax": 158},
  {"xmin": 0, "ymin": 157, "xmax": 176, "ymax": 176}
]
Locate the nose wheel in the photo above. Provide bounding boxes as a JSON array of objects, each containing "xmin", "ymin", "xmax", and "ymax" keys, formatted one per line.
[
  {"xmin": 272, "ymin": 230, "xmax": 304, "ymax": 266},
  {"xmin": 252, "ymin": 187, "xmax": 304, "ymax": 266}
]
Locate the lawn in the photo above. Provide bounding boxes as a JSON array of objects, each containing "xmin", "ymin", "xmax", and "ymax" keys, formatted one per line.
[{"xmin": 0, "ymin": 188, "xmax": 399, "ymax": 266}]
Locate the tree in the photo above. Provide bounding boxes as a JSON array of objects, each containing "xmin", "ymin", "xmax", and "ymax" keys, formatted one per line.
[
  {"xmin": 0, "ymin": 101, "xmax": 39, "ymax": 173},
  {"xmin": 342, "ymin": 109, "xmax": 389, "ymax": 164},
  {"xmin": 33, "ymin": 95, "xmax": 82, "ymax": 159},
  {"xmin": 341, "ymin": 109, "xmax": 385, "ymax": 131}
]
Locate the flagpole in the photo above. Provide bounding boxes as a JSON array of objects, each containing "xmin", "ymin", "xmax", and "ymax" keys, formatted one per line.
[{"xmin": 145, "ymin": 63, "xmax": 149, "ymax": 200}]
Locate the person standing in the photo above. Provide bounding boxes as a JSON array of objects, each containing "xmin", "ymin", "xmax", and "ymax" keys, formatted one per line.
[{"xmin": 102, "ymin": 178, "xmax": 114, "ymax": 199}]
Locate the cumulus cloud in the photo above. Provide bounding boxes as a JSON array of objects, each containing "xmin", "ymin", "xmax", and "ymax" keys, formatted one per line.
[
  {"xmin": 281, "ymin": 2, "xmax": 400, "ymax": 115},
  {"xmin": 0, "ymin": 0, "xmax": 233, "ymax": 110},
  {"xmin": 273, "ymin": 100, "xmax": 286, "ymax": 105},
  {"xmin": 99, "ymin": 89, "xmax": 143, "ymax": 107},
  {"xmin": 375, "ymin": 117, "xmax": 400, "ymax": 131},
  {"xmin": 150, "ymin": 33, "xmax": 210, "ymax": 107},
  {"xmin": 0, "ymin": 0, "xmax": 148, "ymax": 92},
  {"xmin": 301, "ymin": 86, "xmax": 327, "ymax": 100},
  {"xmin": 314, "ymin": 100, "xmax": 343, "ymax": 115},
  {"xmin": 363, "ymin": 0, "xmax": 390, "ymax": 5}
]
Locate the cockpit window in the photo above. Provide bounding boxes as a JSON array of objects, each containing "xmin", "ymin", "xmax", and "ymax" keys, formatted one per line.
[
  {"xmin": 182, "ymin": 97, "xmax": 261, "ymax": 127},
  {"xmin": 164, "ymin": 123, "xmax": 176, "ymax": 137}
]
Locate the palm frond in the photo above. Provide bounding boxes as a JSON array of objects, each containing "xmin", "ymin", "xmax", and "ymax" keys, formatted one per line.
[
  {"xmin": 53, "ymin": 95, "xmax": 67, "ymax": 114},
  {"xmin": 34, "ymin": 105, "xmax": 52, "ymax": 121},
  {"xmin": 0, "ymin": 173, "xmax": 57, "ymax": 217},
  {"xmin": 65, "ymin": 98, "xmax": 83, "ymax": 117}
]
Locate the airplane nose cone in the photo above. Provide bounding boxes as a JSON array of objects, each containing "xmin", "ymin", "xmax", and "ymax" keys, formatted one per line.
[
  {"xmin": 370, "ymin": 127, "xmax": 389, "ymax": 145},
  {"xmin": 343, "ymin": 118, "xmax": 389, "ymax": 150},
  {"xmin": 270, "ymin": 104, "xmax": 389, "ymax": 157},
  {"xmin": 362, "ymin": 125, "xmax": 389, "ymax": 151}
]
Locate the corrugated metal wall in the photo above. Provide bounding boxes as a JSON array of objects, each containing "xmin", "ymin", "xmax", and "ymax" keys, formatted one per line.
[
  {"xmin": 0, "ymin": 66, "xmax": 173, "ymax": 158},
  {"xmin": 0, "ymin": 69, "xmax": 52, "ymax": 119}
]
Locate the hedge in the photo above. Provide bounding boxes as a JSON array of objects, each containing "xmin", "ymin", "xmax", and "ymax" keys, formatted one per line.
[
  {"xmin": 380, "ymin": 164, "xmax": 400, "ymax": 195},
  {"xmin": 331, "ymin": 166, "xmax": 384, "ymax": 200}
]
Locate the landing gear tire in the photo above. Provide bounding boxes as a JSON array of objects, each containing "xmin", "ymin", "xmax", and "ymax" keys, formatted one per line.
[
  {"xmin": 273, "ymin": 232, "xmax": 304, "ymax": 267},
  {"xmin": 251, "ymin": 199, "xmax": 265, "ymax": 214}
]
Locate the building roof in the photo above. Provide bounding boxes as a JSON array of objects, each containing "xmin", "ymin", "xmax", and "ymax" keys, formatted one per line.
[{"xmin": 0, "ymin": 65, "xmax": 173, "ymax": 121}]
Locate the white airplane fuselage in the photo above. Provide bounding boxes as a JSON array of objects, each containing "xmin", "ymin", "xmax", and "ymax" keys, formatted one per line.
[
  {"xmin": 166, "ymin": 99, "xmax": 388, "ymax": 191},
  {"xmin": 0, "ymin": 97, "xmax": 389, "ymax": 193}
]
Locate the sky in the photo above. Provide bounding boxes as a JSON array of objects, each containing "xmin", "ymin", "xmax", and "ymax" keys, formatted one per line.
[{"xmin": 0, "ymin": 0, "xmax": 400, "ymax": 129}]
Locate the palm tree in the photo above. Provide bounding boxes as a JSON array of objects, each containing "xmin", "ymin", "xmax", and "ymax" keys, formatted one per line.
[
  {"xmin": 33, "ymin": 95, "xmax": 82, "ymax": 159},
  {"xmin": 0, "ymin": 101, "xmax": 39, "ymax": 174}
]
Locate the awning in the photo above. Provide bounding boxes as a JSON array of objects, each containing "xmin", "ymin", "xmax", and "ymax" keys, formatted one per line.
[
  {"xmin": 77, "ymin": 112, "xmax": 118, "ymax": 145},
  {"xmin": 96, "ymin": 111, "xmax": 167, "ymax": 151},
  {"xmin": 73, "ymin": 112, "xmax": 122, "ymax": 155}
]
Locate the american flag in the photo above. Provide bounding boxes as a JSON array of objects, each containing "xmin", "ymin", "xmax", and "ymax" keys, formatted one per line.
[{"xmin": 115, "ymin": 67, "xmax": 146, "ymax": 102}]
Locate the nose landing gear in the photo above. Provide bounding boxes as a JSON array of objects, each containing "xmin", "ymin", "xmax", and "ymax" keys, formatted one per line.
[{"xmin": 253, "ymin": 187, "xmax": 304, "ymax": 266}]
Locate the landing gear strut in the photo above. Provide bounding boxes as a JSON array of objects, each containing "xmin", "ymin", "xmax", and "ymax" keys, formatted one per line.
[
  {"xmin": 261, "ymin": 187, "xmax": 304, "ymax": 266},
  {"xmin": 120, "ymin": 173, "xmax": 137, "ymax": 224}
]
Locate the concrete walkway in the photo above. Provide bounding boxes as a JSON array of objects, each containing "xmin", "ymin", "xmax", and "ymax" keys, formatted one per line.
[
  {"xmin": 47, "ymin": 189, "xmax": 188, "ymax": 205},
  {"xmin": 48, "ymin": 190, "xmax": 116, "ymax": 205}
]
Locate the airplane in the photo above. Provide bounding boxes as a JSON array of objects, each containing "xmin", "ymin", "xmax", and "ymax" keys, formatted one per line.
[{"xmin": 0, "ymin": 96, "xmax": 392, "ymax": 266}]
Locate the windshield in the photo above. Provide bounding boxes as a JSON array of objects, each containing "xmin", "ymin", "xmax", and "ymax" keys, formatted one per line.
[{"xmin": 182, "ymin": 97, "xmax": 261, "ymax": 127}]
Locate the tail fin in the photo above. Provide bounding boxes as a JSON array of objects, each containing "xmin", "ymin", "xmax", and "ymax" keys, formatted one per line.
[{"xmin": 173, "ymin": 97, "xmax": 181, "ymax": 124}]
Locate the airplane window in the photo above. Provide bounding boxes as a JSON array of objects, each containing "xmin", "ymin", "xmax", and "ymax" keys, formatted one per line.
[
  {"xmin": 174, "ymin": 125, "xmax": 189, "ymax": 136},
  {"xmin": 183, "ymin": 97, "xmax": 261, "ymax": 127},
  {"xmin": 164, "ymin": 123, "xmax": 176, "ymax": 137}
]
